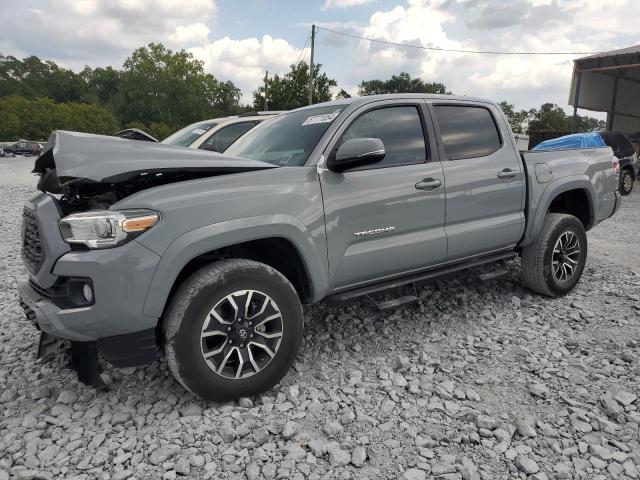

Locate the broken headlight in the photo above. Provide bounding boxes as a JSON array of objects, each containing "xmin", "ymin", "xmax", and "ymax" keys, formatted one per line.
[{"xmin": 59, "ymin": 210, "xmax": 159, "ymax": 249}]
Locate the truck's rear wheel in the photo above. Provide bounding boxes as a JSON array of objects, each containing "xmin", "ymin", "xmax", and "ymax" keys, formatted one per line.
[
  {"xmin": 619, "ymin": 169, "xmax": 634, "ymax": 196},
  {"xmin": 521, "ymin": 213, "xmax": 587, "ymax": 297},
  {"xmin": 164, "ymin": 259, "xmax": 303, "ymax": 401}
]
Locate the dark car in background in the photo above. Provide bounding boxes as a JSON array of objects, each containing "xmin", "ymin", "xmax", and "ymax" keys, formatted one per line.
[
  {"xmin": 2, "ymin": 141, "xmax": 44, "ymax": 157},
  {"xmin": 600, "ymin": 131, "xmax": 638, "ymax": 195},
  {"xmin": 113, "ymin": 128, "xmax": 159, "ymax": 143}
]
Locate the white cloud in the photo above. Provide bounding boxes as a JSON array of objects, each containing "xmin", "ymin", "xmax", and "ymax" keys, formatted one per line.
[
  {"xmin": 344, "ymin": 0, "xmax": 637, "ymax": 110},
  {"xmin": 189, "ymin": 35, "xmax": 302, "ymax": 94},
  {"xmin": 323, "ymin": 0, "xmax": 375, "ymax": 10}
]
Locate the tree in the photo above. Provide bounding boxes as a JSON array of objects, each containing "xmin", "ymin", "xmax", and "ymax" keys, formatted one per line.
[
  {"xmin": 335, "ymin": 89, "xmax": 351, "ymax": 100},
  {"xmin": 358, "ymin": 72, "xmax": 450, "ymax": 96},
  {"xmin": 119, "ymin": 43, "xmax": 241, "ymax": 128},
  {"xmin": 0, "ymin": 95, "xmax": 119, "ymax": 141},
  {"xmin": 498, "ymin": 101, "xmax": 529, "ymax": 133},
  {"xmin": 252, "ymin": 62, "xmax": 337, "ymax": 110},
  {"xmin": 527, "ymin": 103, "xmax": 605, "ymax": 133}
]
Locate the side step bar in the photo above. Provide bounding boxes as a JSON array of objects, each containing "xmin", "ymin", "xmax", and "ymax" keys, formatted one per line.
[{"xmin": 325, "ymin": 251, "xmax": 516, "ymax": 306}]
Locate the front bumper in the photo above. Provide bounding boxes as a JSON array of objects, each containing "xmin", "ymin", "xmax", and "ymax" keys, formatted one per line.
[{"xmin": 19, "ymin": 238, "xmax": 162, "ymax": 341}]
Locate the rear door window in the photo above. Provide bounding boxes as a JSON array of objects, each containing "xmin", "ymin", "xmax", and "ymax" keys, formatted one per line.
[{"xmin": 434, "ymin": 105, "xmax": 502, "ymax": 160}]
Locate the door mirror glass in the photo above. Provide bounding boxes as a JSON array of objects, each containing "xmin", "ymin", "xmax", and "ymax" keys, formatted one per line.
[{"xmin": 328, "ymin": 138, "xmax": 385, "ymax": 173}]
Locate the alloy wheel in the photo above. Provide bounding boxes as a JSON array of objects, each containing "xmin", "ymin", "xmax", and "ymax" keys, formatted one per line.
[
  {"xmin": 551, "ymin": 231, "xmax": 581, "ymax": 282},
  {"xmin": 199, "ymin": 289, "xmax": 283, "ymax": 379}
]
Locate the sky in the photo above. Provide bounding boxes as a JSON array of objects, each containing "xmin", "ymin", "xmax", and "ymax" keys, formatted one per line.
[{"xmin": 1, "ymin": 0, "xmax": 639, "ymax": 114}]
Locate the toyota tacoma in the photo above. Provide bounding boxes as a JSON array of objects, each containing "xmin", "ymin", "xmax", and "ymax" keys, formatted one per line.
[{"xmin": 18, "ymin": 94, "xmax": 621, "ymax": 401}]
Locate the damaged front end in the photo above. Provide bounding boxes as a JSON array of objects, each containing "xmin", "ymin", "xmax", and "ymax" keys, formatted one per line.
[
  {"xmin": 21, "ymin": 130, "xmax": 277, "ymax": 388},
  {"xmin": 34, "ymin": 130, "xmax": 277, "ymax": 213}
]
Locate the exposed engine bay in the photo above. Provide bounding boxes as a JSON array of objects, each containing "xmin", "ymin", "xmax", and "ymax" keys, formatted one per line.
[{"xmin": 33, "ymin": 130, "xmax": 278, "ymax": 214}]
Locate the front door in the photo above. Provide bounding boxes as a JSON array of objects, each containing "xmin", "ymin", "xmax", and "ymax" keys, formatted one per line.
[
  {"xmin": 319, "ymin": 101, "xmax": 447, "ymax": 289},
  {"xmin": 432, "ymin": 103, "xmax": 526, "ymax": 260}
]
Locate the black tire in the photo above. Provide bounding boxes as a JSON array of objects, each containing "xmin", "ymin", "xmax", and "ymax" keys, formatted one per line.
[
  {"xmin": 521, "ymin": 213, "xmax": 587, "ymax": 297},
  {"xmin": 620, "ymin": 169, "xmax": 634, "ymax": 196},
  {"xmin": 164, "ymin": 259, "xmax": 303, "ymax": 401}
]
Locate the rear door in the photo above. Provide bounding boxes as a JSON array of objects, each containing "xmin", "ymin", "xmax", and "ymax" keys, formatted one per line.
[
  {"xmin": 319, "ymin": 100, "xmax": 447, "ymax": 289},
  {"xmin": 431, "ymin": 102, "xmax": 525, "ymax": 260}
]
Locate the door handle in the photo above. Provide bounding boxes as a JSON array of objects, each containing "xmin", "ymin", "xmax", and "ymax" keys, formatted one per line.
[
  {"xmin": 497, "ymin": 168, "xmax": 517, "ymax": 179},
  {"xmin": 415, "ymin": 178, "xmax": 442, "ymax": 190}
]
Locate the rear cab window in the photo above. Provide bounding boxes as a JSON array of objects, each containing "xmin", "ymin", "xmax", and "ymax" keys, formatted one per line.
[{"xmin": 434, "ymin": 105, "xmax": 502, "ymax": 160}]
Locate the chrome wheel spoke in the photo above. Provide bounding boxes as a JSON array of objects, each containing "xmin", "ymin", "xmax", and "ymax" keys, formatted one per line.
[
  {"xmin": 551, "ymin": 231, "xmax": 581, "ymax": 283},
  {"xmin": 199, "ymin": 289, "xmax": 283, "ymax": 380}
]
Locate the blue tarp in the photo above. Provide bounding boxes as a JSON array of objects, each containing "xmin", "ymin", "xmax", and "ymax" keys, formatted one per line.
[{"xmin": 532, "ymin": 132, "xmax": 606, "ymax": 151}]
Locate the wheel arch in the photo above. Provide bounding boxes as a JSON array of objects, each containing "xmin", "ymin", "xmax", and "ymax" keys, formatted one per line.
[
  {"xmin": 143, "ymin": 216, "xmax": 330, "ymax": 319},
  {"xmin": 522, "ymin": 177, "xmax": 597, "ymax": 247}
]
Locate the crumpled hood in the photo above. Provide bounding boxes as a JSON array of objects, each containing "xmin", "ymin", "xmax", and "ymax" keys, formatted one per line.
[{"xmin": 33, "ymin": 130, "xmax": 276, "ymax": 184}]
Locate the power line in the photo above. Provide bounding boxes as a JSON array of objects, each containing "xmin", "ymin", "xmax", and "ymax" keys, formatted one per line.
[
  {"xmin": 283, "ymin": 31, "xmax": 312, "ymax": 110},
  {"xmin": 316, "ymin": 26, "xmax": 600, "ymax": 56}
]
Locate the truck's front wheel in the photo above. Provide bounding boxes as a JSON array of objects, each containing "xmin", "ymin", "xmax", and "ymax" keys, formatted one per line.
[
  {"xmin": 163, "ymin": 259, "xmax": 303, "ymax": 401},
  {"xmin": 521, "ymin": 213, "xmax": 587, "ymax": 297}
]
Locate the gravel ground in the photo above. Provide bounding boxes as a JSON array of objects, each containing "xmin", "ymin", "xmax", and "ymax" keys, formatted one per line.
[{"xmin": 0, "ymin": 156, "xmax": 639, "ymax": 480}]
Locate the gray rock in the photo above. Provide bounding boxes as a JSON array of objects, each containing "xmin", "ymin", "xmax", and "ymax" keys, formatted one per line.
[
  {"xmin": 282, "ymin": 420, "xmax": 297, "ymax": 439},
  {"xmin": 529, "ymin": 383, "xmax": 549, "ymax": 399},
  {"xmin": 180, "ymin": 403, "xmax": 202, "ymax": 417},
  {"xmin": 516, "ymin": 456, "xmax": 540, "ymax": 475},
  {"xmin": 323, "ymin": 421, "xmax": 344, "ymax": 437},
  {"xmin": 432, "ymin": 462, "xmax": 456, "ymax": 475},
  {"xmin": 516, "ymin": 420, "xmax": 537, "ymax": 438},
  {"xmin": 476, "ymin": 414, "xmax": 497, "ymax": 430},
  {"xmin": 614, "ymin": 391, "xmax": 637, "ymax": 406},
  {"xmin": 246, "ymin": 461, "xmax": 260, "ymax": 480},
  {"xmin": 149, "ymin": 446, "xmax": 180, "ymax": 466},
  {"xmin": 175, "ymin": 456, "xmax": 191, "ymax": 476},
  {"xmin": 403, "ymin": 468, "xmax": 427, "ymax": 480},
  {"xmin": 284, "ymin": 444, "xmax": 306, "ymax": 461},
  {"xmin": 351, "ymin": 446, "xmax": 366, "ymax": 467},
  {"xmin": 219, "ymin": 425, "xmax": 236, "ymax": 443},
  {"xmin": 56, "ymin": 390, "xmax": 77, "ymax": 404},
  {"xmin": 329, "ymin": 448, "xmax": 351, "ymax": 467}
]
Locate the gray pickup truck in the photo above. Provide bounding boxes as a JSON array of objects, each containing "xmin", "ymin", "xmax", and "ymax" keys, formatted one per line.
[{"xmin": 19, "ymin": 94, "xmax": 621, "ymax": 401}]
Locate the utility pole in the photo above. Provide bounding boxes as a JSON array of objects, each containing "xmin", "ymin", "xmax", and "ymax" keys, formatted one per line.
[
  {"xmin": 264, "ymin": 70, "xmax": 269, "ymax": 111},
  {"xmin": 308, "ymin": 24, "xmax": 315, "ymax": 106}
]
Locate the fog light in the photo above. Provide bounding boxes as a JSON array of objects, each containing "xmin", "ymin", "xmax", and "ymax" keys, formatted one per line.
[{"xmin": 82, "ymin": 283, "xmax": 93, "ymax": 303}]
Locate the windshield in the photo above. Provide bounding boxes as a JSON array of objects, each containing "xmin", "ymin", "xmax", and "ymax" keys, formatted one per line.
[
  {"xmin": 225, "ymin": 105, "xmax": 345, "ymax": 166},
  {"xmin": 161, "ymin": 121, "xmax": 218, "ymax": 146}
]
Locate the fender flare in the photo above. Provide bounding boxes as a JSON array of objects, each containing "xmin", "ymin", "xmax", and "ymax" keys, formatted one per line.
[
  {"xmin": 522, "ymin": 175, "xmax": 597, "ymax": 247},
  {"xmin": 142, "ymin": 214, "xmax": 329, "ymax": 318}
]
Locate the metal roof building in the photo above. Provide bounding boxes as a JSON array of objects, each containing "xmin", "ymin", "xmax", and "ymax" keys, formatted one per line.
[{"xmin": 569, "ymin": 44, "xmax": 640, "ymax": 133}]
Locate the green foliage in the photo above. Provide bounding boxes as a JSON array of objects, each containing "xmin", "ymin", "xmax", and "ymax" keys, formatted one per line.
[
  {"xmin": 527, "ymin": 103, "xmax": 605, "ymax": 133},
  {"xmin": 119, "ymin": 43, "xmax": 241, "ymax": 128},
  {"xmin": 358, "ymin": 72, "xmax": 450, "ymax": 96},
  {"xmin": 335, "ymin": 89, "xmax": 351, "ymax": 100},
  {"xmin": 252, "ymin": 62, "xmax": 337, "ymax": 110},
  {"xmin": 498, "ymin": 101, "xmax": 529, "ymax": 134},
  {"xmin": 0, "ymin": 44, "xmax": 244, "ymax": 140},
  {"xmin": 0, "ymin": 95, "xmax": 119, "ymax": 141},
  {"xmin": 148, "ymin": 122, "xmax": 172, "ymax": 141}
]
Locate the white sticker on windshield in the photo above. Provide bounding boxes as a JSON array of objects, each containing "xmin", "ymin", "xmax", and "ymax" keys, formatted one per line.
[
  {"xmin": 301, "ymin": 110, "xmax": 341, "ymax": 126},
  {"xmin": 192, "ymin": 128, "xmax": 207, "ymax": 135}
]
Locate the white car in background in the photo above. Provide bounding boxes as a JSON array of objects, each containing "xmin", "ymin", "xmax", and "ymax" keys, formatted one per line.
[{"xmin": 161, "ymin": 111, "xmax": 282, "ymax": 152}]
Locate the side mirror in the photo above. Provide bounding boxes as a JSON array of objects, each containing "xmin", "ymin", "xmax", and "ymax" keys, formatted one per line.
[{"xmin": 327, "ymin": 138, "xmax": 385, "ymax": 173}]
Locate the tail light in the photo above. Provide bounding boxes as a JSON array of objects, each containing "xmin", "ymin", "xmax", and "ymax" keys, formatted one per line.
[{"xmin": 612, "ymin": 157, "xmax": 620, "ymax": 175}]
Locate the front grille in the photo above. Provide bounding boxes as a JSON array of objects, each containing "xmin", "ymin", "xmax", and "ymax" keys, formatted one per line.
[{"xmin": 22, "ymin": 208, "xmax": 45, "ymax": 274}]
